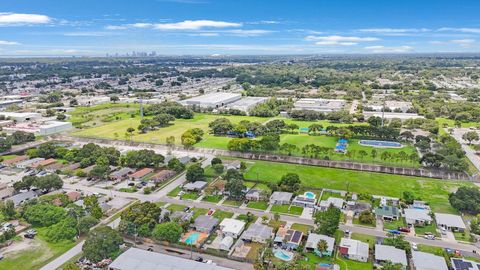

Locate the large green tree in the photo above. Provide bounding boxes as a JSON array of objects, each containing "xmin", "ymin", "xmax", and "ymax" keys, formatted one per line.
[
  {"xmin": 152, "ymin": 222, "xmax": 183, "ymax": 243},
  {"xmin": 314, "ymin": 205, "xmax": 341, "ymax": 236},
  {"xmin": 186, "ymin": 163, "xmax": 205, "ymax": 182},
  {"xmin": 82, "ymin": 226, "xmax": 123, "ymax": 262}
]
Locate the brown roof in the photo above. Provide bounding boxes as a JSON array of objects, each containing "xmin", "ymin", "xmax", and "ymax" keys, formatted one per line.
[
  {"xmin": 130, "ymin": 168, "xmax": 154, "ymax": 179},
  {"xmin": 31, "ymin": 158, "xmax": 57, "ymax": 168},
  {"xmin": 151, "ymin": 170, "xmax": 175, "ymax": 181},
  {"xmin": 45, "ymin": 162, "xmax": 65, "ymax": 171},
  {"xmin": 66, "ymin": 191, "xmax": 81, "ymax": 201},
  {"xmin": 65, "ymin": 163, "xmax": 81, "ymax": 171},
  {"xmin": 2, "ymin": 155, "xmax": 29, "ymax": 166}
]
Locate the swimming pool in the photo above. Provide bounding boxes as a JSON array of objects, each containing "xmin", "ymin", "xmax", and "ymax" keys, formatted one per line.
[
  {"xmin": 274, "ymin": 249, "xmax": 294, "ymax": 261},
  {"xmin": 304, "ymin": 192, "xmax": 316, "ymax": 199},
  {"xmin": 184, "ymin": 232, "xmax": 201, "ymax": 245},
  {"xmin": 358, "ymin": 140, "xmax": 403, "ymax": 148}
]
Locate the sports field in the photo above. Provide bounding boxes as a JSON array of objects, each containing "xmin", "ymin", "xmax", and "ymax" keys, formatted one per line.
[{"xmin": 243, "ymin": 159, "xmax": 472, "ymax": 213}]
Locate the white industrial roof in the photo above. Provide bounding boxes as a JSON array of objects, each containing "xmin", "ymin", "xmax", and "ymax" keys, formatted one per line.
[
  {"xmin": 435, "ymin": 213, "xmax": 466, "ymax": 229},
  {"xmin": 412, "ymin": 251, "xmax": 448, "ymax": 270},
  {"xmin": 183, "ymin": 92, "xmax": 241, "ymax": 103},
  {"xmin": 375, "ymin": 244, "xmax": 407, "ymax": 266},
  {"xmin": 109, "ymin": 248, "xmax": 232, "ymax": 270}
]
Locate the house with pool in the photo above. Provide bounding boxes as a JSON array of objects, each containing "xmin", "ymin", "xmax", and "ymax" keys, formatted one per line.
[
  {"xmin": 274, "ymin": 227, "xmax": 304, "ymax": 250},
  {"xmin": 292, "ymin": 191, "xmax": 317, "ymax": 208},
  {"xmin": 192, "ymin": 215, "xmax": 219, "ymax": 233}
]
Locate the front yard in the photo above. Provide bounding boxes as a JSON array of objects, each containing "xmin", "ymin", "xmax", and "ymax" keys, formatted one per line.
[
  {"xmin": 270, "ymin": 205, "xmax": 303, "ymax": 216},
  {"xmin": 247, "ymin": 201, "xmax": 269, "ymax": 210}
]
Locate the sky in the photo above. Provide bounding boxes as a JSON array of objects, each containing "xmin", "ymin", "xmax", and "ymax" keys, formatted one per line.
[{"xmin": 0, "ymin": 0, "xmax": 480, "ymax": 56}]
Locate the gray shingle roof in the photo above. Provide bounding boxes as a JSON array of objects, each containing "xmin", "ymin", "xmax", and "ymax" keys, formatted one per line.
[{"xmin": 375, "ymin": 244, "xmax": 407, "ymax": 266}]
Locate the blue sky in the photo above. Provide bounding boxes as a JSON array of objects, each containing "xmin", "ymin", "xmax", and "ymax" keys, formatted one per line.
[{"xmin": 0, "ymin": 0, "xmax": 480, "ymax": 56}]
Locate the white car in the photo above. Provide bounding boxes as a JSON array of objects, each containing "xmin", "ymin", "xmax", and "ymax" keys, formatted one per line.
[{"xmin": 411, "ymin": 242, "xmax": 418, "ymax": 250}]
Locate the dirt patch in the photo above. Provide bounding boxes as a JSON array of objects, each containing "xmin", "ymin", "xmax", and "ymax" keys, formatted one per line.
[{"xmin": 1, "ymin": 238, "xmax": 40, "ymax": 255}]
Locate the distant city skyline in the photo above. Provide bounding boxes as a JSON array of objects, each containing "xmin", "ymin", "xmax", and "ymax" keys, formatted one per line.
[{"xmin": 1, "ymin": 0, "xmax": 480, "ymax": 56}]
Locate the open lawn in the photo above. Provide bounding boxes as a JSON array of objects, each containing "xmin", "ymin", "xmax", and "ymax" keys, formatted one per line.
[
  {"xmin": 270, "ymin": 205, "xmax": 303, "ymax": 216},
  {"xmin": 180, "ymin": 191, "xmax": 200, "ymax": 200},
  {"xmin": 320, "ymin": 191, "xmax": 344, "ymax": 200},
  {"xmin": 352, "ymin": 217, "xmax": 375, "ymax": 228},
  {"xmin": 454, "ymin": 231, "xmax": 473, "ymax": 242},
  {"xmin": 202, "ymin": 195, "xmax": 223, "ymax": 203},
  {"xmin": 236, "ymin": 214, "xmax": 258, "ymax": 225},
  {"xmin": 243, "ymin": 159, "xmax": 472, "ymax": 213},
  {"xmin": 297, "ymin": 253, "xmax": 333, "ymax": 269},
  {"xmin": 414, "ymin": 222, "xmax": 439, "ymax": 236},
  {"xmin": 167, "ymin": 186, "xmax": 182, "ymax": 197},
  {"xmin": 417, "ymin": 244, "xmax": 445, "ymax": 256},
  {"xmin": 212, "ymin": 209, "xmax": 234, "ymax": 221},
  {"xmin": 290, "ymin": 223, "xmax": 313, "ymax": 234},
  {"xmin": 222, "ymin": 199, "xmax": 243, "ymax": 207},
  {"xmin": 351, "ymin": 233, "xmax": 376, "ymax": 248},
  {"xmin": 0, "ymin": 227, "xmax": 76, "ymax": 270},
  {"xmin": 70, "ymin": 103, "xmax": 140, "ymax": 128},
  {"xmin": 73, "ymin": 113, "xmax": 268, "ymax": 146},
  {"xmin": 166, "ymin": 204, "xmax": 186, "ymax": 212},
  {"xmin": 383, "ymin": 218, "xmax": 406, "ymax": 231},
  {"xmin": 247, "ymin": 201, "xmax": 269, "ymax": 210}
]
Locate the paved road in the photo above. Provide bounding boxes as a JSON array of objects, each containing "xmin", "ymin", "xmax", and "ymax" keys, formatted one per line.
[{"xmin": 450, "ymin": 128, "xmax": 480, "ymax": 172}]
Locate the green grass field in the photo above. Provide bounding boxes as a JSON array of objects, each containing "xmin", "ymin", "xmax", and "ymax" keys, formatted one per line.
[
  {"xmin": 0, "ymin": 227, "xmax": 76, "ymax": 270},
  {"xmin": 202, "ymin": 195, "xmax": 223, "ymax": 203},
  {"xmin": 243, "ymin": 160, "xmax": 472, "ymax": 213},
  {"xmin": 270, "ymin": 205, "xmax": 303, "ymax": 216},
  {"xmin": 246, "ymin": 201, "xmax": 269, "ymax": 210}
]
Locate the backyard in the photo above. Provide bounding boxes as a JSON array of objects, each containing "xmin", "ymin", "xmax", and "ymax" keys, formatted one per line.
[{"xmin": 243, "ymin": 159, "xmax": 472, "ymax": 213}]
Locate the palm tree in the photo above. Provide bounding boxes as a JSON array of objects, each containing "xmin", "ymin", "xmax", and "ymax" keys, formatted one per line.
[{"xmin": 317, "ymin": 239, "xmax": 329, "ymax": 257}]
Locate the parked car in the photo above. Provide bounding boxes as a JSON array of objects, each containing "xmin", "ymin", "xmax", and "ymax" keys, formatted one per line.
[
  {"xmin": 424, "ymin": 234, "xmax": 435, "ymax": 240},
  {"xmin": 411, "ymin": 242, "xmax": 418, "ymax": 250},
  {"xmin": 388, "ymin": 230, "xmax": 401, "ymax": 235},
  {"xmin": 441, "ymin": 228, "xmax": 447, "ymax": 235},
  {"xmin": 398, "ymin": 227, "xmax": 410, "ymax": 233}
]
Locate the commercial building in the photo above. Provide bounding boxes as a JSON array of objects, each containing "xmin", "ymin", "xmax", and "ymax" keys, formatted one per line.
[
  {"xmin": 108, "ymin": 247, "xmax": 232, "ymax": 270},
  {"xmin": 293, "ymin": 98, "xmax": 346, "ymax": 113},
  {"xmin": 363, "ymin": 111, "xmax": 423, "ymax": 120},
  {"xmin": 180, "ymin": 92, "xmax": 242, "ymax": 108},
  {"xmin": 225, "ymin": 97, "xmax": 268, "ymax": 112},
  {"xmin": 3, "ymin": 121, "xmax": 73, "ymax": 136},
  {"xmin": 0, "ymin": 112, "xmax": 41, "ymax": 122}
]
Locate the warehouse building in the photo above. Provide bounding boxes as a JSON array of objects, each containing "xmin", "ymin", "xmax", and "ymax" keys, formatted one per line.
[
  {"xmin": 225, "ymin": 97, "xmax": 268, "ymax": 113},
  {"xmin": 3, "ymin": 121, "xmax": 72, "ymax": 136},
  {"xmin": 181, "ymin": 92, "xmax": 242, "ymax": 108},
  {"xmin": 0, "ymin": 112, "xmax": 41, "ymax": 123},
  {"xmin": 293, "ymin": 98, "xmax": 346, "ymax": 113}
]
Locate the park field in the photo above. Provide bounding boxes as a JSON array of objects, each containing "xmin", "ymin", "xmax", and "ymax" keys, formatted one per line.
[
  {"xmin": 72, "ymin": 111, "xmax": 418, "ymax": 166},
  {"xmin": 242, "ymin": 159, "xmax": 472, "ymax": 213}
]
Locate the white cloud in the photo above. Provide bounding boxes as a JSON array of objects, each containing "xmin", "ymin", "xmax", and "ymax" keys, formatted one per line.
[
  {"xmin": 364, "ymin": 45, "xmax": 413, "ymax": 53},
  {"xmin": 188, "ymin": 32, "xmax": 219, "ymax": 37},
  {"xmin": 0, "ymin": 12, "xmax": 51, "ymax": 25},
  {"xmin": 438, "ymin": 27, "xmax": 480, "ymax": 33},
  {"xmin": 126, "ymin": 20, "xmax": 242, "ymax": 30},
  {"xmin": 430, "ymin": 39, "xmax": 475, "ymax": 47},
  {"xmin": 0, "ymin": 40, "xmax": 20, "ymax": 45},
  {"xmin": 305, "ymin": 35, "xmax": 378, "ymax": 46},
  {"xmin": 64, "ymin": 32, "xmax": 118, "ymax": 37},
  {"xmin": 359, "ymin": 28, "xmax": 430, "ymax": 33},
  {"xmin": 105, "ymin": 25, "xmax": 127, "ymax": 30},
  {"xmin": 225, "ymin": 29, "xmax": 273, "ymax": 37}
]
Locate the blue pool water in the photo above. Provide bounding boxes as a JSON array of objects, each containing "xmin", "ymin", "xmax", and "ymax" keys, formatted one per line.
[
  {"xmin": 359, "ymin": 140, "xmax": 402, "ymax": 148},
  {"xmin": 274, "ymin": 250, "xmax": 293, "ymax": 261},
  {"xmin": 184, "ymin": 232, "xmax": 201, "ymax": 245},
  {"xmin": 304, "ymin": 192, "xmax": 315, "ymax": 199}
]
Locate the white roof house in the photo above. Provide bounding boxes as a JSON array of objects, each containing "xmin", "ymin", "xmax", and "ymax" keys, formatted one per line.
[
  {"xmin": 435, "ymin": 213, "xmax": 466, "ymax": 230},
  {"xmin": 219, "ymin": 218, "xmax": 246, "ymax": 238},
  {"xmin": 404, "ymin": 208, "xmax": 432, "ymax": 225},
  {"xmin": 412, "ymin": 251, "xmax": 448, "ymax": 270},
  {"xmin": 319, "ymin": 197, "xmax": 345, "ymax": 210},
  {"xmin": 339, "ymin": 238, "xmax": 369, "ymax": 262},
  {"xmin": 109, "ymin": 247, "xmax": 232, "ymax": 270},
  {"xmin": 219, "ymin": 236, "xmax": 234, "ymax": 251},
  {"xmin": 306, "ymin": 233, "xmax": 335, "ymax": 254},
  {"xmin": 374, "ymin": 244, "xmax": 407, "ymax": 267}
]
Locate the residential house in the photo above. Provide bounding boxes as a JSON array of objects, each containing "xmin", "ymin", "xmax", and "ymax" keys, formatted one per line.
[
  {"xmin": 170, "ymin": 211, "xmax": 194, "ymax": 222},
  {"xmin": 241, "ymin": 223, "xmax": 273, "ymax": 243},
  {"xmin": 224, "ymin": 160, "xmax": 241, "ymax": 170},
  {"xmin": 192, "ymin": 215, "xmax": 219, "ymax": 233},
  {"xmin": 44, "ymin": 162, "xmax": 65, "ymax": 172},
  {"xmin": 31, "ymin": 158, "xmax": 57, "ymax": 169},
  {"xmin": 374, "ymin": 244, "xmax": 407, "ymax": 269},
  {"xmin": 1, "ymin": 155, "xmax": 28, "ymax": 166},
  {"xmin": 0, "ymin": 185, "xmax": 14, "ymax": 200},
  {"xmin": 10, "ymin": 190, "xmax": 38, "ymax": 207},
  {"xmin": 66, "ymin": 191, "xmax": 81, "ymax": 202},
  {"xmin": 339, "ymin": 238, "xmax": 369, "ymax": 262},
  {"xmin": 16, "ymin": 158, "xmax": 44, "ymax": 169},
  {"xmin": 319, "ymin": 197, "xmax": 345, "ymax": 211},
  {"xmin": 150, "ymin": 170, "xmax": 175, "ymax": 183},
  {"xmin": 451, "ymin": 258, "xmax": 480, "ymax": 270},
  {"xmin": 82, "ymin": 165, "xmax": 96, "ymax": 174},
  {"xmin": 219, "ymin": 236, "xmax": 234, "ymax": 251},
  {"xmin": 346, "ymin": 201, "xmax": 371, "ymax": 215},
  {"xmin": 158, "ymin": 208, "xmax": 171, "ymax": 223},
  {"xmin": 404, "ymin": 208, "xmax": 432, "ymax": 226},
  {"xmin": 219, "ymin": 218, "xmax": 246, "ymax": 239},
  {"xmin": 64, "ymin": 162, "xmax": 81, "ymax": 172},
  {"xmin": 274, "ymin": 228, "xmax": 304, "ymax": 250},
  {"xmin": 183, "ymin": 181, "xmax": 208, "ymax": 192},
  {"xmin": 412, "ymin": 251, "xmax": 448, "ymax": 270},
  {"xmin": 269, "ymin": 191, "xmax": 293, "ymax": 205},
  {"xmin": 130, "ymin": 168, "xmax": 153, "ymax": 181},
  {"xmin": 374, "ymin": 205, "xmax": 399, "ymax": 221},
  {"xmin": 412, "ymin": 200, "xmax": 430, "ymax": 210},
  {"xmin": 305, "ymin": 233, "xmax": 335, "ymax": 256},
  {"xmin": 110, "ymin": 167, "xmax": 134, "ymax": 181},
  {"xmin": 292, "ymin": 192, "xmax": 317, "ymax": 208},
  {"xmin": 178, "ymin": 156, "xmax": 191, "ymax": 165},
  {"xmin": 435, "ymin": 213, "xmax": 467, "ymax": 232},
  {"xmin": 245, "ymin": 189, "xmax": 264, "ymax": 202}
]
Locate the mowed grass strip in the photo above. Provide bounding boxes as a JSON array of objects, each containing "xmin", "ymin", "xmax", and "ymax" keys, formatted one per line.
[{"xmin": 243, "ymin": 160, "xmax": 472, "ymax": 213}]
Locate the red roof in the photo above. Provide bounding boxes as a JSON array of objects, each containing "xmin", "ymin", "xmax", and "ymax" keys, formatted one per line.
[{"xmin": 130, "ymin": 168, "xmax": 153, "ymax": 179}]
